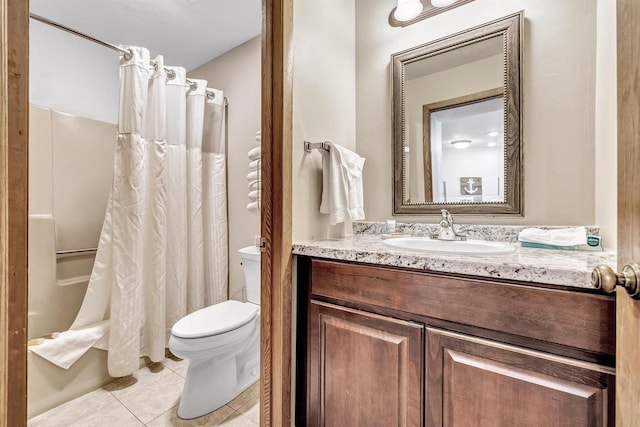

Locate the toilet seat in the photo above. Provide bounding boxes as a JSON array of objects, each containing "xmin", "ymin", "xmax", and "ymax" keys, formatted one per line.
[{"xmin": 172, "ymin": 300, "xmax": 258, "ymax": 339}]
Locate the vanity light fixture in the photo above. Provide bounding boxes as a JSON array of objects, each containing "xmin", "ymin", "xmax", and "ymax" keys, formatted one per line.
[
  {"xmin": 393, "ymin": 0, "xmax": 424, "ymax": 21},
  {"xmin": 431, "ymin": 0, "xmax": 458, "ymax": 7},
  {"xmin": 389, "ymin": 0, "xmax": 474, "ymax": 27},
  {"xmin": 450, "ymin": 139, "xmax": 472, "ymax": 149}
]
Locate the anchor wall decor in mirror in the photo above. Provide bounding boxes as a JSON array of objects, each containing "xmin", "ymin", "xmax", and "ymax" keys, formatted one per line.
[{"xmin": 392, "ymin": 12, "xmax": 522, "ymax": 215}]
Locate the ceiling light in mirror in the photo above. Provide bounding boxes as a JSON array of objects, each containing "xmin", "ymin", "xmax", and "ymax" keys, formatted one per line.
[
  {"xmin": 487, "ymin": 131, "xmax": 500, "ymax": 137},
  {"xmin": 394, "ymin": 0, "xmax": 424, "ymax": 21},
  {"xmin": 450, "ymin": 139, "xmax": 471, "ymax": 149},
  {"xmin": 431, "ymin": 0, "xmax": 458, "ymax": 7}
]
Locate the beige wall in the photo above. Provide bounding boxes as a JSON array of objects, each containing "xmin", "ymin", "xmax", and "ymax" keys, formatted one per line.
[
  {"xmin": 595, "ymin": 0, "xmax": 617, "ymax": 249},
  {"xmin": 30, "ymin": 18, "xmax": 119, "ymax": 123},
  {"xmin": 189, "ymin": 36, "xmax": 261, "ymax": 301},
  {"xmin": 292, "ymin": 0, "xmax": 357, "ymax": 241},
  {"xmin": 356, "ymin": 0, "xmax": 617, "ymax": 246}
]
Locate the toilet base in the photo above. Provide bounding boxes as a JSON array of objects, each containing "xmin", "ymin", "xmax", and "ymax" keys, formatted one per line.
[{"xmin": 176, "ymin": 333, "xmax": 260, "ymax": 419}]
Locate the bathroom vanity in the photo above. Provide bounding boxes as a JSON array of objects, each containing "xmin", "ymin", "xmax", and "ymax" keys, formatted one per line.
[{"xmin": 293, "ymin": 231, "xmax": 616, "ymax": 427}]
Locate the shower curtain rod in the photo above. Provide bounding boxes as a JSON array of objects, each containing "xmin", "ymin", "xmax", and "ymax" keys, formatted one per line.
[{"xmin": 29, "ymin": 13, "xmax": 229, "ymax": 106}]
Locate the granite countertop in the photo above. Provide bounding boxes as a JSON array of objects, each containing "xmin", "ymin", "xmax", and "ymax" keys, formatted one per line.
[{"xmin": 292, "ymin": 233, "xmax": 617, "ymax": 290}]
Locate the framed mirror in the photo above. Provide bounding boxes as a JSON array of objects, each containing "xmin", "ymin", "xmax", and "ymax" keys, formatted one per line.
[{"xmin": 392, "ymin": 12, "xmax": 522, "ymax": 215}]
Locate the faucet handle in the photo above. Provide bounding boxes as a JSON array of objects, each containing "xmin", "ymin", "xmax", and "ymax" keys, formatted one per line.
[
  {"xmin": 434, "ymin": 209, "xmax": 466, "ymax": 241},
  {"xmin": 441, "ymin": 209, "xmax": 453, "ymax": 226}
]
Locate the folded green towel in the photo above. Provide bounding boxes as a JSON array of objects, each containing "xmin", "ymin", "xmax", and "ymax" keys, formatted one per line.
[{"xmin": 520, "ymin": 235, "xmax": 602, "ymax": 251}]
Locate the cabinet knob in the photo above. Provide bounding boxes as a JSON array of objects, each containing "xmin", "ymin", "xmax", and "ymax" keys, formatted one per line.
[{"xmin": 592, "ymin": 263, "xmax": 640, "ymax": 299}]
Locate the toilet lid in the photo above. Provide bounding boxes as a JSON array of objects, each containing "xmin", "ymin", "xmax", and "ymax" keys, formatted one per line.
[{"xmin": 171, "ymin": 300, "xmax": 258, "ymax": 339}]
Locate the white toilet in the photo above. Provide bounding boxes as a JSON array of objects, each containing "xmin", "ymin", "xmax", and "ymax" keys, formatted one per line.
[{"xmin": 168, "ymin": 245, "xmax": 261, "ymax": 419}]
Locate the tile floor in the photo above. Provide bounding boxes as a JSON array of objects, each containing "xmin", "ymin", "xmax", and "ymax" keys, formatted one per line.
[{"xmin": 28, "ymin": 355, "xmax": 259, "ymax": 426}]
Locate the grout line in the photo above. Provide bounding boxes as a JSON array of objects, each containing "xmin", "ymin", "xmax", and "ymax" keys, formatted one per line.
[
  {"xmin": 105, "ymin": 362, "xmax": 180, "ymax": 400},
  {"xmin": 105, "ymin": 387, "xmax": 147, "ymax": 426},
  {"xmin": 223, "ymin": 409, "xmax": 259, "ymax": 426},
  {"xmin": 143, "ymin": 404, "xmax": 179, "ymax": 426},
  {"xmin": 164, "ymin": 362, "xmax": 188, "ymax": 375},
  {"xmin": 108, "ymin": 368, "xmax": 185, "ymax": 425}
]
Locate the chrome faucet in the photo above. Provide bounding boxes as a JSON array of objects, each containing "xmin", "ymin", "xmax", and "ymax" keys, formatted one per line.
[{"xmin": 432, "ymin": 209, "xmax": 466, "ymax": 241}]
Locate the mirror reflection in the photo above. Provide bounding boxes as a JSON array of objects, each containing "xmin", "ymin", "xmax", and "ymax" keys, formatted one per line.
[
  {"xmin": 392, "ymin": 13, "xmax": 522, "ymax": 215},
  {"xmin": 403, "ymin": 36, "xmax": 504, "ymax": 204}
]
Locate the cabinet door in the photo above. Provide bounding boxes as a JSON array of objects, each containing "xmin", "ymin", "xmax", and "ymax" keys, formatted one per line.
[
  {"xmin": 426, "ymin": 328, "xmax": 615, "ymax": 427},
  {"xmin": 307, "ymin": 301, "xmax": 424, "ymax": 427}
]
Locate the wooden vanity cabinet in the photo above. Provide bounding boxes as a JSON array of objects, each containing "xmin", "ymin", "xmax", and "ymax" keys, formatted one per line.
[{"xmin": 296, "ymin": 257, "xmax": 616, "ymax": 427}]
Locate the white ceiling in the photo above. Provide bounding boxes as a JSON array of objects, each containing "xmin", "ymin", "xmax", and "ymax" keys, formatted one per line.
[{"xmin": 29, "ymin": 0, "xmax": 262, "ymax": 71}]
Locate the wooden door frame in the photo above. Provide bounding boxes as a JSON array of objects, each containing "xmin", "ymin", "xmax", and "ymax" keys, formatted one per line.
[
  {"xmin": 1, "ymin": 0, "xmax": 29, "ymax": 425},
  {"xmin": 261, "ymin": 0, "xmax": 293, "ymax": 426},
  {"xmin": 0, "ymin": 0, "xmax": 293, "ymax": 426}
]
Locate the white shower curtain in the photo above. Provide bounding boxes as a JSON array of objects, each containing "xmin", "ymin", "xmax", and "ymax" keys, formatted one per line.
[
  {"xmin": 202, "ymin": 89, "xmax": 228, "ymax": 306},
  {"xmin": 62, "ymin": 46, "xmax": 228, "ymax": 377},
  {"xmin": 186, "ymin": 79, "xmax": 207, "ymax": 314},
  {"xmin": 164, "ymin": 66, "xmax": 188, "ymax": 342}
]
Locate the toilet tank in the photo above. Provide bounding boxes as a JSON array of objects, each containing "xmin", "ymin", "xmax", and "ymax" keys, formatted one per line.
[{"xmin": 238, "ymin": 246, "xmax": 261, "ymax": 305}]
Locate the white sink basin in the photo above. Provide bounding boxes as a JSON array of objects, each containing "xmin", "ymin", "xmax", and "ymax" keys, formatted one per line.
[{"xmin": 383, "ymin": 237, "xmax": 515, "ymax": 255}]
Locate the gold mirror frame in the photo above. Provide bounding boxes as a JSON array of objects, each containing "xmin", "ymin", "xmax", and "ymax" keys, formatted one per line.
[{"xmin": 392, "ymin": 12, "xmax": 523, "ymax": 215}]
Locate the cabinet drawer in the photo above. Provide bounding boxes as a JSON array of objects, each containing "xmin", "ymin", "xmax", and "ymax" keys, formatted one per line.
[{"xmin": 310, "ymin": 259, "xmax": 615, "ymax": 356}]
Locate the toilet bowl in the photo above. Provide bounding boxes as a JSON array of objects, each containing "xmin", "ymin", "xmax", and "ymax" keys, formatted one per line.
[{"xmin": 168, "ymin": 245, "xmax": 261, "ymax": 419}]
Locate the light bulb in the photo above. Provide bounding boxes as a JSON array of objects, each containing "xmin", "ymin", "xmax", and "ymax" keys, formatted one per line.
[
  {"xmin": 394, "ymin": 0, "xmax": 424, "ymax": 21},
  {"xmin": 431, "ymin": 0, "xmax": 457, "ymax": 7}
]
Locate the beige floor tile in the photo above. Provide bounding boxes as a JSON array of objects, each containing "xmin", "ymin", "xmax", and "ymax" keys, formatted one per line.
[
  {"xmin": 240, "ymin": 403, "xmax": 259, "ymax": 425},
  {"xmin": 117, "ymin": 370, "xmax": 185, "ymax": 424},
  {"xmin": 162, "ymin": 355, "xmax": 188, "ymax": 373},
  {"xmin": 173, "ymin": 364, "xmax": 189, "ymax": 378},
  {"xmin": 68, "ymin": 401, "xmax": 142, "ymax": 427},
  {"xmin": 105, "ymin": 362, "xmax": 174, "ymax": 400},
  {"xmin": 226, "ymin": 382, "xmax": 259, "ymax": 414},
  {"xmin": 29, "ymin": 388, "xmax": 118, "ymax": 427},
  {"xmin": 146, "ymin": 404, "xmax": 235, "ymax": 427},
  {"xmin": 220, "ymin": 411, "xmax": 258, "ymax": 426}
]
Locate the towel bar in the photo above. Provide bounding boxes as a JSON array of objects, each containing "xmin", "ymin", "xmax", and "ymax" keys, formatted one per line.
[
  {"xmin": 56, "ymin": 248, "xmax": 98, "ymax": 259},
  {"xmin": 304, "ymin": 141, "xmax": 331, "ymax": 153}
]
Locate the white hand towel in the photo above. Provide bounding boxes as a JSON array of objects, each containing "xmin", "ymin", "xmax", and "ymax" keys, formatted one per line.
[
  {"xmin": 28, "ymin": 320, "xmax": 110, "ymax": 370},
  {"xmin": 248, "ymin": 180, "xmax": 261, "ymax": 192},
  {"xmin": 518, "ymin": 227, "xmax": 587, "ymax": 246},
  {"xmin": 248, "ymin": 147, "xmax": 261, "ymax": 161},
  {"xmin": 249, "ymin": 159, "xmax": 261, "ymax": 170},
  {"xmin": 247, "ymin": 201, "xmax": 260, "ymax": 212},
  {"xmin": 247, "ymin": 170, "xmax": 260, "ymax": 182},
  {"xmin": 320, "ymin": 143, "xmax": 365, "ymax": 225},
  {"xmin": 248, "ymin": 190, "xmax": 260, "ymax": 201}
]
